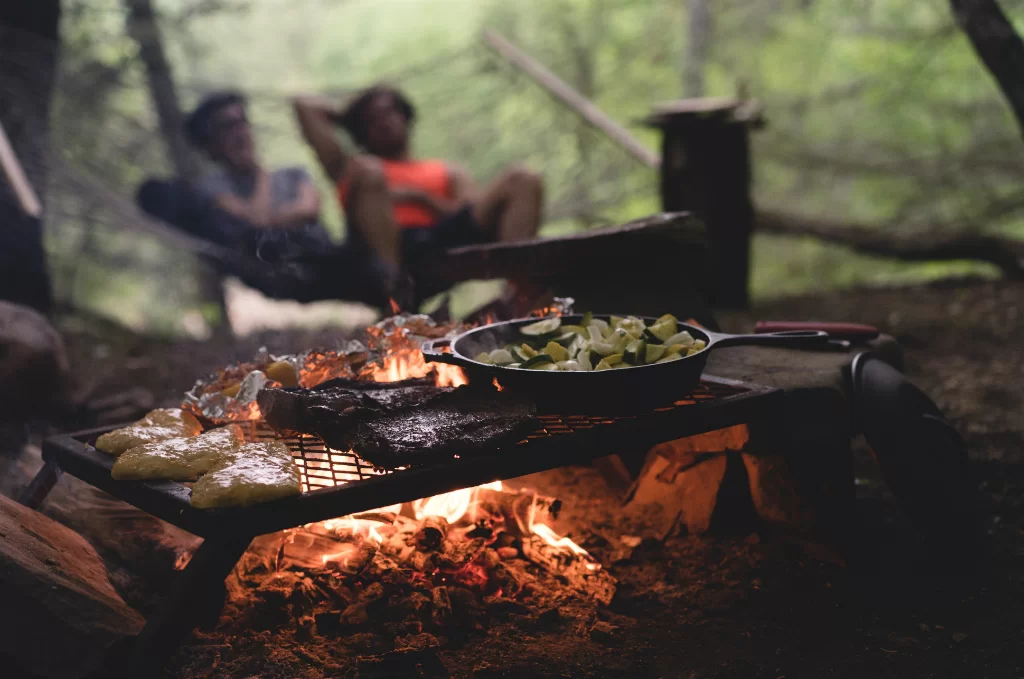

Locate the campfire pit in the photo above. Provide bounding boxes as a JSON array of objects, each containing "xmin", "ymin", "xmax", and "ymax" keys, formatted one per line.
[{"xmin": 19, "ymin": 313, "xmax": 782, "ymax": 677}]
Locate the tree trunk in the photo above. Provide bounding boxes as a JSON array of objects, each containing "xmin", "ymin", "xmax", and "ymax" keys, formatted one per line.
[
  {"xmin": 123, "ymin": 0, "xmax": 199, "ymax": 181},
  {"xmin": 0, "ymin": 2, "xmax": 61, "ymax": 314},
  {"xmin": 950, "ymin": 0, "xmax": 1024, "ymax": 141},
  {"xmin": 683, "ymin": 0, "xmax": 711, "ymax": 97},
  {"xmin": 124, "ymin": 0, "xmax": 229, "ymax": 332}
]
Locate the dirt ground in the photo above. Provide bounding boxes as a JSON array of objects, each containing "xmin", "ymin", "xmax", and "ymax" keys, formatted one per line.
[{"xmin": 32, "ymin": 279, "xmax": 1024, "ymax": 678}]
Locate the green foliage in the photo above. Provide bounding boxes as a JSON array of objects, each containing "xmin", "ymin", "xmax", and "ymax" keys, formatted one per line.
[{"xmin": 45, "ymin": 0, "xmax": 1024, "ymax": 336}]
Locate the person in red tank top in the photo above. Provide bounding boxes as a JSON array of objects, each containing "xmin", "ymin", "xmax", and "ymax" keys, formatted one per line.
[{"xmin": 293, "ymin": 85, "xmax": 543, "ymax": 298}]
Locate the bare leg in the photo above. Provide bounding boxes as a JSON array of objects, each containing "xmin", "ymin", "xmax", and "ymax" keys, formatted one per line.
[
  {"xmin": 470, "ymin": 166, "xmax": 545, "ymax": 314},
  {"xmin": 343, "ymin": 156, "xmax": 401, "ymax": 269},
  {"xmin": 471, "ymin": 165, "xmax": 544, "ymax": 243}
]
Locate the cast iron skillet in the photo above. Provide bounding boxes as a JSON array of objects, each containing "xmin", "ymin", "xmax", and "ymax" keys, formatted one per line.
[{"xmin": 422, "ymin": 315, "xmax": 830, "ymax": 413}]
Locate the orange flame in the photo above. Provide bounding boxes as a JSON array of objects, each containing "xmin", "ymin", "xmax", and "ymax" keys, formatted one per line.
[
  {"xmin": 360, "ymin": 325, "xmax": 468, "ymax": 387},
  {"xmin": 269, "ymin": 314, "xmax": 592, "ymax": 572},
  {"xmin": 389, "ymin": 298, "xmax": 402, "ymax": 314}
]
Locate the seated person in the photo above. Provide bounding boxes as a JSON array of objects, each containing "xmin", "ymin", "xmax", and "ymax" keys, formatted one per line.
[
  {"xmin": 184, "ymin": 91, "xmax": 331, "ymax": 260},
  {"xmin": 137, "ymin": 92, "xmax": 398, "ymax": 306},
  {"xmin": 292, "ymin": 85, "xmax": 544, "ymax": 284}
]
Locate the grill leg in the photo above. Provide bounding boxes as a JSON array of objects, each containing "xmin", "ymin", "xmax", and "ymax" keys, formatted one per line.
[
  {"xmin": 106, "ymin": 536, "xmax": 253, "ymax": 678},
  {"xmin": 18, "ymin": 460, "xmax": 63, "ymax": 509}
]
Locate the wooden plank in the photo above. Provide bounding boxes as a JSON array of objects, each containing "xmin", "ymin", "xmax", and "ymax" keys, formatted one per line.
[
  {"xmin": 0, "ymin": 120, "xmax": 42, "ymax": 218},
  {"xmin": 481, "ymin": 28, "xmax": 660, "ymax": 169},
  {"xmin": 409, "ymin": 211, "xmax": 707, "ymax": 284}
]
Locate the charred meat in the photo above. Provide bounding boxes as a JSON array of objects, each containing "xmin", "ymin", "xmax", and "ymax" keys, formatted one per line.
[
  {"xmin": 258, "ymin": 382, "xmax": 537, "ymax": 470},
  {"xmin": 257, "ymin": 377, "xmax": 445, "ymax": 435}
]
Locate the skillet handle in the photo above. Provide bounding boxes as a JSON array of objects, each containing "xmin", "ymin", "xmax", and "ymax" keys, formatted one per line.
[
  {"xmin": 421, "ymin": 338, "xmax": 468, "ymax": 367},
  {"xmin": 709, "ymin": 329, "xmax": 831, "ymax": 350}
]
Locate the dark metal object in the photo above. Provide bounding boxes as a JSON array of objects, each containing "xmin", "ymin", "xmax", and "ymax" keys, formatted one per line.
[
  {"xmin": 422, "ymin": 314, "xmax": 827, "ymax": 413},
  {"xmin": 29, "ymin": 375, "xmax": 779, "ymax": 676},
  {"xmin": 848, "ymin": 352, "xmax": 976, "ymax": 562}
]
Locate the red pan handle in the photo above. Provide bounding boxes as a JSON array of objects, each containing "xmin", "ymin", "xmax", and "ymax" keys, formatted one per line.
[{"xmin": 755, "ymin": 321, "xmax": 879, "ymax": 341}]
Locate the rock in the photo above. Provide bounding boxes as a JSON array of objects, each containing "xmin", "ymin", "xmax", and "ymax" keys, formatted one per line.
[
  {"xmin": 0, "ymin": 301, "xmax": 70, "ymax": 421},
  {"xmin": 589, "ymin": 620, "xmax": 621, "ymax": 645},
  {"xmin": 0, "ymin": 493, "xmax": 144, "ymax": 679}
]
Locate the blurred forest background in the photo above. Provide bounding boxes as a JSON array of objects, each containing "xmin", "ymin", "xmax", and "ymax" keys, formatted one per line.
[{"xmin": 38, "ymin": 0, "xmax": 1024, "ymax": 336}]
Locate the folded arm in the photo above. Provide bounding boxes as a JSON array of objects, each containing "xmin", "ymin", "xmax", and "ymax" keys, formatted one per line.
[
  {"xmin": 293, "ymin": 95, "xmax": 350, "ymax": 182},
  {"xmin": 268, "ymin": 178, "xmax": 321, "ymax": 228}
]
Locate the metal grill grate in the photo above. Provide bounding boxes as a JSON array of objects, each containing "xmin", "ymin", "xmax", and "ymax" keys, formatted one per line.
[{"xmin": 231, "ymin": 380, "xmax": 746, "ymax": 493}]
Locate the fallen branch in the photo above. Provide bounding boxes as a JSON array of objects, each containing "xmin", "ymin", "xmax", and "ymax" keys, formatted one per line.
[{"xmin": 757, "ymin": 210, "xmax": 1024, "ymax": 278}]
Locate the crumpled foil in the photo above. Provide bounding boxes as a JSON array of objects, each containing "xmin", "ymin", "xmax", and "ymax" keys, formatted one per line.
[
  {"xmin": 551, "ymin": 297, "xmax": 575, "ymax": 316},
  {"xmin": 236, "ymin": 370, "xmax": 269, "ymax": 404},
  {"xmin": 181, "ymin": 317, "xmax": 464, "ymax": 422},
  {"xmin": 183, "ymin": 350, "xmax": 297, "ymax": 422}
]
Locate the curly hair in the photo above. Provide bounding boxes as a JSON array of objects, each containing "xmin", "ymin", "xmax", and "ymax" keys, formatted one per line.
[
  {"xmin": 184, "ymin": 91, "xmax": 246, "ymax": 149},
  {"xmin": 338, "ymin": 85, "xmax": 416, "ymax": 149}
]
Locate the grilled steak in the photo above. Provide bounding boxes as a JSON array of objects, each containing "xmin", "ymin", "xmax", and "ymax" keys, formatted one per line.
[
  {"xmin": 318, "ymin": 386, "xmax": 537, "ymax": 469},
  {"xmin": 258, "ymin": 381, "xmax": 537, "ymax": 470},
  {"xmin": 258, "ymin": 377, "xmax": 445, "ymax": 435}
]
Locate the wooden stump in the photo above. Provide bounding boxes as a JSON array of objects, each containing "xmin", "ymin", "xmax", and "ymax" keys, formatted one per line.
[
  {"xmin": 0, "ymin": 493, "xmax": 144, "ymax": 679},
  {"xmin": 645, "ymin": 99, "xmax": 764, "ymax": 309}
]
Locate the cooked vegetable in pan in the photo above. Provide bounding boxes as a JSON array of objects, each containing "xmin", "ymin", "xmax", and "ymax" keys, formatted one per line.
[{"xmin": 472, "ymin": 314, "xmax": 707, "ymax": 371}]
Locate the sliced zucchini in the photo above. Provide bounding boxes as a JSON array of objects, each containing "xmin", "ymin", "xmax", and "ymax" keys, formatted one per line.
[
  {"xmin": 488, "ymin": 348, "xmax": 514, "ymax": 365},
  {"xmin": 665, "ymin": 343, "xmax": 686, "ymax": 357},
  {"xmin": 521, "ymin": 354, "xmax": 555, "ymax": 369},
  {"xmin": 553, "ymin": 331, "xmax": 579, "ymax": 347},
  {"xmin": 644, "ymin": 343, "xmax": 667, "ymax": 363},
  {"xmin": 475, "ymin": 352, "xmax": 494, "ymax": 364},
  {"xmin": 557, "ymin": 360, "xmax": 584, "ymax": 371},
  {"xmin": 530, "ymin": 361, "xmax": 560, "ymax": 371},
  {"xmin": 590, "ymin": 340, "xmax": 617, "ymax": 357},
  {"xmin": 648, "ymin": 316, "xmax": 678, "ymax": 342},
  {"xmin": 611, "ymin": 329, "xmax": 631, "ymax": 354},
  {"xmin": 544, "ymin": 341, "xmax": 570, "ymax": 362},
  {"xmin": 623, "ymin": 339, "xmax": 647, "ymax": 365},
  {"xmin": 604, "ymin": 353, "xmax": 624, "ymax": 366},
  {"xmin": 643, "ymin": 327, "xmax": 662, "ymax": 344},
  {"xmin": 594, "ymin": 358, "xmax": 614, "ymax": 371},
  {"xmin": 656, "ymin": 352, "xmax": 685, "ymax": 364},
  {"xmin": 521, "ymin": 317, "xmax": 562, "ymax": 336},
  {"xmin": 561, "ymin": 324, "xmax": 587, "ymax": 337},
  {"xmin": 519, "ymin": 343, "xmax": 538, "ymax": 359}
]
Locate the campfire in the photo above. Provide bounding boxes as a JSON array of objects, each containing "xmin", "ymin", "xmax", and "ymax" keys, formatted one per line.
[{"xmin": 174, "ymin": 314, "xmax": 615, "ymax": 654}]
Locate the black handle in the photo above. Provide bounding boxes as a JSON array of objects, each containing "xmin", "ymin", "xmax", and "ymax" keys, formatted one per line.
[
  {"xmin": 707, "ymin": 329, "xmax": 831, "ymax": 350},
  {"xmin": 421, "ymin": 338, "xmax": 469, "ymax": 367}
]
